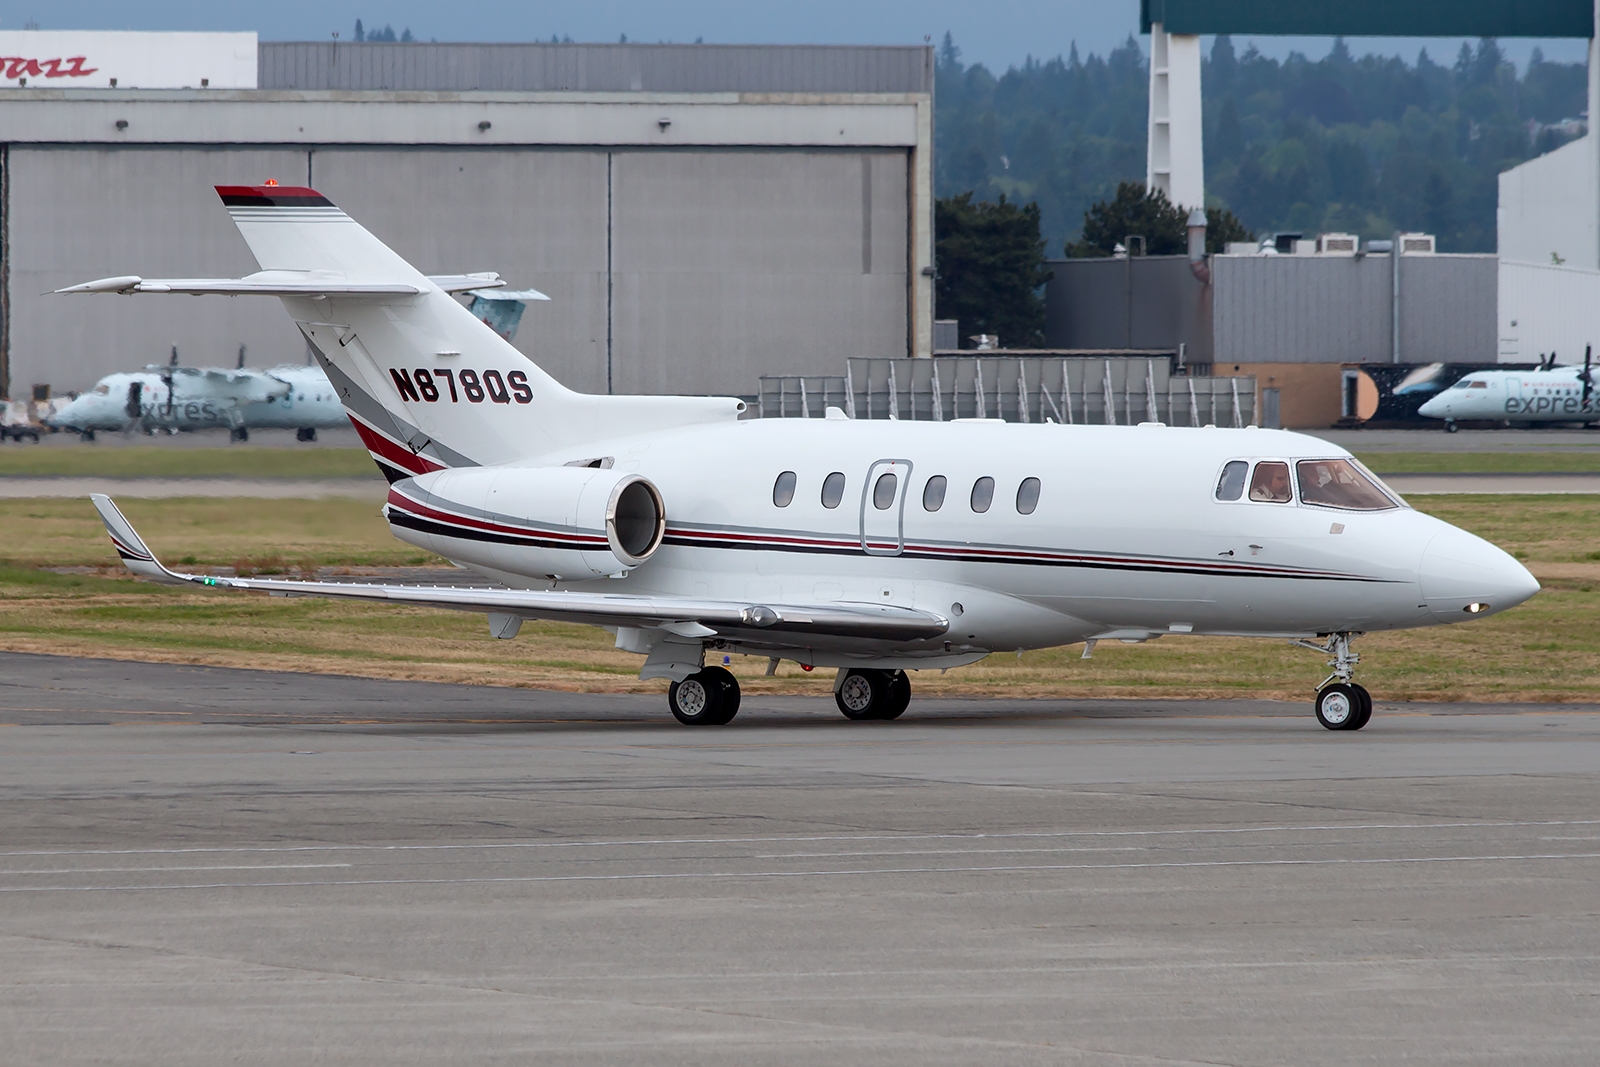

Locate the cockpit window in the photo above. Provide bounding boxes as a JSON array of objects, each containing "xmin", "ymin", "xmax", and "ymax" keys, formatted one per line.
[
  {"xmin": 1451, "ymin": 378, "xmax": 1488, "ymax": 390},
  {"xmin": 1248, "ymin": 461, "xmax": 1293, "ymax": 503},
  {"xmin": 1215, "ymin": 460, "xmax": 1247, "ymax": 501},
  {"xmin": 93, "ymin": 384, "xmax": 110, "ymax": 395},
  {"xmin": 1296, "ymin": 459, "xmax": 1398, "ymax": 511},
  {"xmin": 1470, "ymin": 380, "xmax": 1488, "ymax": 388}
]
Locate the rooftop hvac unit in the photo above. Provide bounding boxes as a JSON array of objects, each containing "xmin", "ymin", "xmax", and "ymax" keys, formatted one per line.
[
  {"xmin": 1398, "ymin": 232, "xmax": 1436, "ymax": 255},
  {"xmin": 1316, "ymin": 232, "xmax": 1358, "ymax": 256}
]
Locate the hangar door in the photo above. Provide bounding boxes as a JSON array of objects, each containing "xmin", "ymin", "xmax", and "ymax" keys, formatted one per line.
[
  {"xmin": 5, "ymin": 147, "xmax": 312, "ymax": 394},
  {"xmin": 611, "ymin": 150, "xmax": 908, "ymax": 396},
  {"xmin": 311, "ymin": 149, "xmax": 612, "ymax": 394}
]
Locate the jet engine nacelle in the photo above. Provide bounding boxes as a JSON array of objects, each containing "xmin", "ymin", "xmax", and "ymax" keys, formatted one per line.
[{"xmin": 386, "ymin": 465, "xmax": 666, "ymax": 580}]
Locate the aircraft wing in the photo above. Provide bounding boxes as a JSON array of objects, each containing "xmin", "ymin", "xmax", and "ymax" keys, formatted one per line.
[
  {"xmin": 55, "ymin": 271, "xmax": 422, "ymax": 297},
  {"xmin": 91, "ymin": 495, "xmax": 948, "ymax": 643}
]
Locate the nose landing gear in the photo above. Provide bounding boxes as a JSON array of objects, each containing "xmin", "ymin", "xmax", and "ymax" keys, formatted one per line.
[{"xmin": 1292, "ymin": 632, "xmax": 1372, "ymax": 731}]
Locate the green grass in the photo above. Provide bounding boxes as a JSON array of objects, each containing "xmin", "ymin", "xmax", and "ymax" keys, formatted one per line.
[
  {"xmin": 0, "ymin": 445, "xmax": 378, "ymax": 479},
  {"xmin": 1355, "ymin": 452, "xmax": 1600, "ymax": 474},
  {"xmin": 1, "ymin": 493, "xmax": 1598, "ymax": 700},
  {"xmin": 0, "ymin": 497, "xmax": 433, "ymax": 569}
]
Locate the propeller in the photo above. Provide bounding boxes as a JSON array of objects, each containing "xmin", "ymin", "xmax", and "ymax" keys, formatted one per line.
[
  {"xmin": 237, "ymin": 343, "xmax": 247, "ymax": 370},
  {"xmin": 1584, "ymin": 344, "xmax": 1593, "ymax": 410},
  {"xmin": 161, "ymin": 345, "xmax": 178, "ymax": 419}
]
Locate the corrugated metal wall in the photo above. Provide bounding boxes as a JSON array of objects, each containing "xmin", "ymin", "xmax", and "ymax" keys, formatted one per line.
[
  {"xmin": 259, "ymin": 43, "xmax": 933, "ymax": 94},
  {"xmin": 1211, "ymin": 255, "xmax": 1392, "ymax": 364},
  {"xmin": 6, "ymin": 144, "xmax": 907, "ymax": 396},
  {"xmin": 1044, "ymin": 256, "xmax": 1213, "ymax": 361},
  {"xmin": 1045, "ymin": 252, "xmax": 1498, "ymax": 365},
  {"xmin": 1211, "ymin": 254, "xmax": 1496, "ymax": 364}
]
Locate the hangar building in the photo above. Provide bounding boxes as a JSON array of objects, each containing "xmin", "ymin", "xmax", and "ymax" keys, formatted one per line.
[{"xmin": 0, "ymin": 37, "xmax": 934, "ymax": 399}]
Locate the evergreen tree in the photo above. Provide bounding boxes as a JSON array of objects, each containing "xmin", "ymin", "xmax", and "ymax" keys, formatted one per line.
[
  {"xmin": 933, "ymin": 34, "xmax": 1587, "ymax": 253},
  {"xmin": 935, "ymin": 193, "xmax": 1052, "ymax": 348},
  {"xmin": 1067, "ymin": 182, "xmax": 1187, "ymax": 256}
]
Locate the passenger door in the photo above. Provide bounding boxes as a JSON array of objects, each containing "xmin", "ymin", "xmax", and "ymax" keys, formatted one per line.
[{"xmin": 860, "ymin": 459, "xmax": 911, "ymax": 556}]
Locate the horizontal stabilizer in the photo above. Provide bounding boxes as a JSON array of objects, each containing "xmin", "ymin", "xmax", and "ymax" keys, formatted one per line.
[
  {"xmin": 426, "ymin": 274, "xmax": 550, "ymax": 301},
  {"xmin": 56, "ymin": 270, "xmax": 423, "ymax": 297},
  {"xmin": 90, "ymin": 496, "xmax": 949, "ymax": 643},
  {"xmin": 427, "ymin": 273, "xmax": 503, "ymax": 293}
]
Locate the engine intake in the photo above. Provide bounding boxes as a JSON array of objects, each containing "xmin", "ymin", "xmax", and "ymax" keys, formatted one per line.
[{"xmin": 385, "ymin": 465, "xmax": 666, "ymax": 580}]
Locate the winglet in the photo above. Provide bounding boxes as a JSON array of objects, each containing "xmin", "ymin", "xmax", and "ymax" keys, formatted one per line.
[{"xmin": 90, "ymin": 495, "xmax": 183, "ymax": 583}]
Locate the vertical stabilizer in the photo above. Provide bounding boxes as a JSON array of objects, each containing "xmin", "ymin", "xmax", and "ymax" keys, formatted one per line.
[{"xmin": 215, "ymin": 185, "xmax": 741, "ymax": 478}]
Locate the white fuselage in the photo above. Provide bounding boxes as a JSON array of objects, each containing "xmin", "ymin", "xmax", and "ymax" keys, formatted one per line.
[
  {"xmin": 49, "ymin": 366, "xmax": 347, "ymax": 433},
  {"xmin": 384, "ymin": 418, "xmax": 1535, "ymax": 668},
  {"xmin": 1418, "ymin": 368, "xmax": 1598, "ymax": 424}
]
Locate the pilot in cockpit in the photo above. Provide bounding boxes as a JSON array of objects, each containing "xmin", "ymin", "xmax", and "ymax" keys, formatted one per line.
[{"xmin": 1249, "ymin": 461, "xmax": 1292, "ymax": 503}]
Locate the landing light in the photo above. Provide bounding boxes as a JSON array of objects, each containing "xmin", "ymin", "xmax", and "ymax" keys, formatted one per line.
[{"xmin": 1464, "ymin": 602, "xmax": 1489, "ymax": 614}]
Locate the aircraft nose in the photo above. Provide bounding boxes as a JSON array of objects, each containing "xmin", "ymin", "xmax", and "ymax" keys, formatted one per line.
[
  {"xmin": 1417, "ymin": 395, "xmax": 1444, "ymax": 417},
  {"xmin": 1420, "ymin": 525, "xmax": 1539, "ymax": 622}
]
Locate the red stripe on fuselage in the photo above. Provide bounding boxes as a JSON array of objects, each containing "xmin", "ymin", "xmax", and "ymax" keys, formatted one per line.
[
  {"xmin": 349, "ymin": 417, "xmax": 444, "ymax": 476},
  {"xmin": 386, "ymin": 488, "xmax": 608, "ymax": 547}
]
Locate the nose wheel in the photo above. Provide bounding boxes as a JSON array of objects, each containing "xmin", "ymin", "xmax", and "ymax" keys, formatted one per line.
[
  {"xmin": 1293, "ymin": 633, "xmax": 1373, "ymax": 731},
  {"xmin": 1315, "ymin": 682, "xmax": 1372, "ymax": 730}
]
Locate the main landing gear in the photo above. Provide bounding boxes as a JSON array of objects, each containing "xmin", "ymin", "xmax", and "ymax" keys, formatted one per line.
[
  {"xmin": 1292, "ymin": 632, "xmax": 1372, "ymax": 731},
  {"xmin": 835, "ymin": 668, "xmax": 911, "ymax": 721},
  {"xmin": 668, "ymin": 665, "xmax": 741, "ymax": 726}
]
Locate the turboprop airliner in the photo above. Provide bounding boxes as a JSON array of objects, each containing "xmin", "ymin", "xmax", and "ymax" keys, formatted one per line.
[
  {"xmin": 64, "ymin": 184, "xmax": 1539, "ymax": 731},
  {"xmin": 1418, "ymin": 348, "xmax": 1597, "ymax": 431}
]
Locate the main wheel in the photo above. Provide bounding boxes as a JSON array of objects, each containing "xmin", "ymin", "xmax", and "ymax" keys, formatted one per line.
[
  {"xmin": 835, "ymin": 669, "xmax": 887, "ymax": 720},
  {"xmin": 700, "ymin": 664, "xmax": 740, "ymax": 724},
  {"xmin": 878, "ymin": 670, "xmax": 911, "ymax": 720},
  {"xmin": 669, "ymin": 669, "xmax": 732, "ymax": 726},
  {"xmin": 297, "ymin": 427, "xmax": 318, "ymax": 442},
  {"xmin": 1315, "ymin": 684, "xmax": 1362, "ymax": 730},
  {"xmin": 1349, "ymin": 684, "xmax": 1373, "ymax": 730}
]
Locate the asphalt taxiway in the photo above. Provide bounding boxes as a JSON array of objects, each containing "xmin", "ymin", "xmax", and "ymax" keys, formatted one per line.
[{"xmin": 2, "ymin": 653, "xmax": 1596, "ymax": 1065}]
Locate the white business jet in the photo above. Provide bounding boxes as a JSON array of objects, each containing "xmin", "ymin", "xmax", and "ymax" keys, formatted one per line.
[
  {"xmin": 64, "ymin": 184, "xmax": 1539, "ymax": 731},
  {"xmin": 1418, "ymin": 348, "xmax": 1597, "ymax": 431}
]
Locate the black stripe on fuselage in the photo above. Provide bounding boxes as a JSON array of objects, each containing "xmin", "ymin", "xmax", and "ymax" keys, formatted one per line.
[{"xmin": 387, "ymin": 507, "xmax": 606, "ymax": 552}]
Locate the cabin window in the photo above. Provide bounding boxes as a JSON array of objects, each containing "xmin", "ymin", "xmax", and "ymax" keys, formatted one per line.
[
  {"xmin": 872, "ymin": 472, "xmax": 898, "ymax": 510},
  {"xmin": 1296, "ymin": 459, "xmax": 1397, "ymax": 511},
  {"xmin": 970, "ymin": 476, "xmax": 995, "ymax": 513},
  {"xmin": 922, "ymin": 475, "xmax": 947, "ymax": 511},
  {"xmin": 772, "ymin": 471, "xmax": 797, "ymax": 508},
  {"xmin": 1248, "ymin": 461, "xmax": 1293, "ymax": 503},
  {"xmin": 1216, "ymin": 460, "xmax": 1247, "ymax": 501},
  {"xmin": 1016, "ymin": 477, "xmax": 1041, "ymax": 514},
  {"xmin": 821, "ymin": 472, "xmax": 846, "ymax": 509}
]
